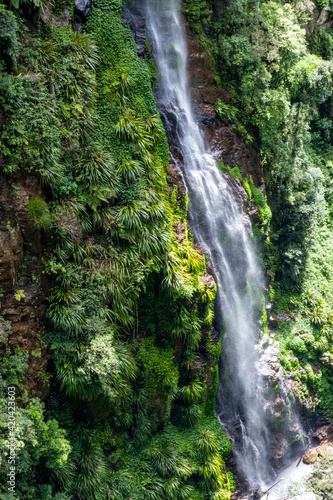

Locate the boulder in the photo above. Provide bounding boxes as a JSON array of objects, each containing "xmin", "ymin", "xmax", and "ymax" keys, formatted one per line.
[
  {"xmin": 259, "ymin": 364, "xmax": 276, "ymax": 380},
  {"xmin": 317, "ymin": 443, "xmax": 333, "ymax": 459},
  {"xmin": 122, "ymin": 6, "xmax": 146, "ymax": 58},
  {"xmin": 259, "ymin": 333, "xmax": 269, "ymax": 348},
  {"xmin": 260, "ymin": 346, "xmax": 280, "ymax": 370},
  {"xmin": 40, "ymin": 4, "xmax": 70, "ymax": 27},
  {"xmin": 317, "ymin": 7, "xmax": 331, "ymax": 26},
  {"xmin": 199, "ymin": 272, "xmax": 215, "ymax": 290},
  {"xmin": 277, "ymin": 310, "xmax": 292, "ymax": 321},
  {"xmin": 40, "ymin": 6, "xmax": 51, "ymax": 24},
  {"xmin": 303, "ymin": 449, "xmax": 318, "ymax": 464},
  {"xmin": 316, "ymin": 7, "xmax": 333, "ymax": 31},
  {"xmin": 265, "ymin": 302, "xmax": 272, "ymax": 313},
  {"xmin": 52, "ymin": 6, "xmax": 70, "ymax": 28},
  {"xmin": 312, "ymin": 424, "xmax": 333, "ymax": 444},
  {"xmin": 74, "ymin": 0, "xmax": 91, "ymax": 16}
]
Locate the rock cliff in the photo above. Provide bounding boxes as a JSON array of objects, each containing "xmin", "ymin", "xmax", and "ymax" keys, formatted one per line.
[{"xmin": 0, "ymin": 170, "xmax": 49, "ymax": 397}]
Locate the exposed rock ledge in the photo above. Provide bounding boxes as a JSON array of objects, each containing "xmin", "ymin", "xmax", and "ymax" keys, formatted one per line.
[
  {"xmin": 185, "ymin": 27, "xmax": 265, "ymax": 190},
  {"xmin": 0, "ymin": 172, "xmax": 49, "ymax": 398}
]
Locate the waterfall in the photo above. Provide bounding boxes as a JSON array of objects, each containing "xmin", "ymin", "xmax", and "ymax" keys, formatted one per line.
[{"xmin": 141, "ymin": 0, "xmax": 306, "ymax": 492}]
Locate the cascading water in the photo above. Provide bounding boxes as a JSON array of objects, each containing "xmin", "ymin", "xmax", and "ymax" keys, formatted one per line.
[{"xmin": 141, "ymin": 0, "xmax": 306, "ymax": 493}]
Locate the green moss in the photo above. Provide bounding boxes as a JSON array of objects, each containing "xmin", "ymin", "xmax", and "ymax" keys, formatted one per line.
[
  {"xmin": 137, "ymin": 337, "xmax": 179, "ymax": 420},
  {"xmin": 27, "ymin": 198, "xmax": 52, "ymax": 229}
]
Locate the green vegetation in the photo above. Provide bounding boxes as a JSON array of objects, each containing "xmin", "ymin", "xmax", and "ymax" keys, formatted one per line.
[
  {"xmin": 215, "ymin": 100, "xmax": 253, "ymax": 144},
  {"xmin": 218, "ymin": 161, "xmax": 271, "ymax": 238},
  {"xmin": 308, "ymin": 456, "xmax": 333, "ymax": 499},
  {"xmin": 183, "ymin": 0, "xmax": 331, "ymax": 284},
  {"xmin": 0, "ymin": 0, "xmax": 232, "ymax": 498},
  {"xmin": 3, "ymin": 0, "xmax": 333, "ymax": 496},
  {"xmin": 27, "ymin": 198, "xmax": 53, "ymax": 229},
  {"xmin": 268, "ymin": 222, "xmax": 333, "ymax": 415},
  {"xmin": 182, "ymin": 0, "xmax": 333, "ymax": 420}
]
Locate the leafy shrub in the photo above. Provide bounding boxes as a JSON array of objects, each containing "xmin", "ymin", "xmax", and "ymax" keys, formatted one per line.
[
  {"xmin": 0, "ymin": 348, "xmax": 28, "ymax": 386},
  {"xmin": 215, "ymin": 99, "xmax": 238, "ymax": 122},
  {"xmin": 27, "ymin": 198, "xmax": 52, "ymax": 229},
  {"xmin": 287, "ymin": 336, "xmax": 307, "ymax": 355},
  {"xmin": 0, "ymin": 393, "xmax": 71, "ymax": 498},
  {"xmin": 0, "ymin": 6, "xmax": 20, "ymax": 69},
  {"xmin": 308, "ymin": 456, "xmax": 333, "ymax": 499}
]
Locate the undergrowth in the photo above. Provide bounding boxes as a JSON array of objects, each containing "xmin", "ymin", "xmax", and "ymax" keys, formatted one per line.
[{"xmin": 0, "ymin": 0, "xmax": 232, "ymax": 498}]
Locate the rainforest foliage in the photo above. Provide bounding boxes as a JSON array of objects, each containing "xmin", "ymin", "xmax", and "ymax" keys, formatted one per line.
[
  {"xmin": 182, "ymin": 0, "xmax": 333, "ymax": 426},
  {"xmin": 2, "ymin": 0, "xmax": 333, "ymax": 498},
  {"xmin": 0, "ymin": 0, "xmax": 232, "ymax": 498}
]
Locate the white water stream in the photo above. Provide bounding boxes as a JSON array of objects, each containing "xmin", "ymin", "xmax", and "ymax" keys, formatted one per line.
[
  {"xmin": 266, "ymin": 458, "xmax": 315, "ymax": 500},
  {"xmin": 143, "ymin": 0, "xmax": 306, "ymax": 493}
]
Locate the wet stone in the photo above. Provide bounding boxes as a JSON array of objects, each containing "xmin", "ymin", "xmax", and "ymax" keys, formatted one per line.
[
  {"xmin": 317, "ymin": 443, "xmax": 333, "ymax": 459},
  {"xmin": 277, "ymin": 310, "xmax": 292, "ymax": 321},
  {"xmin": 74, "ymin": 0, "xmax": 91, "ymax": 15},
  {"xmin": 268, "ymin": 314, "xmax": 278, "ymax": 328},
  {"xmin": 303, "ymin": 449, "xmax": 319, "ymax": 464}
]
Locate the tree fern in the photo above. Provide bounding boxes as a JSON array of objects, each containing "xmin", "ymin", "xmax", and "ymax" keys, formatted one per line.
[
  {"xmin": 177, "ymin": 382, "xmax": 203, "ymax": 404},
  {"xmin": 47, "ymin": 303, "xmax": 86, "ymax": 334},
  {"xmin": 70, "ymin": 433, "xmax": 108, "ymax": 499},
  {"xmin": 145, "ymin": 445, "xmax": 178, "ymax": 477},
  {"xmin": 117, "ymin": 159, "xmax": 144, "ymax": 184}
]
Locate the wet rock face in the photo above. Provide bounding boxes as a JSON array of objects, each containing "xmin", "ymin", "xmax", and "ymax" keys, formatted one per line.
[
  {"xmin": 74, "ymin": 0, "xmax": 91, "ymax": 17},
  {"xmin": 0, "ymin": 173, "xmax": 49, "ymax": 398},
  {"xmin": 40, "ymin": 2, "xmax": 71, "ymax": 27},
  {"xmin": 185, "ymin": 30, "xmax": 265, "ymax": 190},
  {"xmin": 251, "ymin": 321, "xmax": 333, "ymax": 475},
  {"xmin": 122, "ymin": 5, "xmax": 146, "ymax": 58},
  {"xmin": 254, "ymin": 338, "xmax": 307, "ymax": 470},
  {"xmin": 41, "ymin": 0, "xmax": 92, "ymax": 26},
  {"xmin": 167, "ymin": 162, "xmax": 186, "ymax": 197},
  {"xmin": 222, "ymin": 175, "xmax": 254, "ymax": 235},
  {"xmin": 312, "ymin": 423, "xmax": 333, "ymax": 445}
]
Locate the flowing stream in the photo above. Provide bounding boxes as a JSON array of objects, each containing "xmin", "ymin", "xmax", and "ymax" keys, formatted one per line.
[{"xmin": 142, "ymin": 0, "xmax": 306, "ymax": 493}]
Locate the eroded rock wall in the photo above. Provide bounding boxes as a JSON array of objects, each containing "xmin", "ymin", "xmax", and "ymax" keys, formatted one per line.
[
  {"xmin": 185, "ymin": 29, "xmax": 265, "ymax": 190},
  {"xmin": 0, "ymin": 170, "xmax": 49, "ymax": 398}
]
